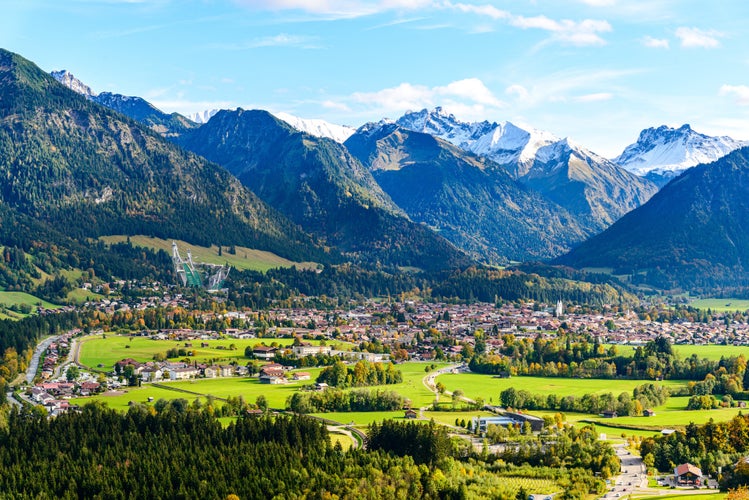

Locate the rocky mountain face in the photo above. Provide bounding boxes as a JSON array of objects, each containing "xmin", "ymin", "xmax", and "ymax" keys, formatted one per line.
[
  {"xmin": 345, "ymin": 122, "xmax": 590, "ymax": 263},
  {"xmin": 396, "ymin": 108, "xmax": 658, "ymax": 233},
  {"xmin": 176, "ymin": 109, "xmax": 471, "ymax": 271},
  {"xmin": 613, "ymin": 124, "xmax": 748, "ymax": 186},
  {"xmin": 557, "ymin": 146, "xmax": 749, "ymax": 292},
  {"xmin": 1, "ymin": 49, "xmax": 323, "ymax": 263},
  {"xmin": 50, "ymin": 69, "xmax": 197, "ymax": 138}
]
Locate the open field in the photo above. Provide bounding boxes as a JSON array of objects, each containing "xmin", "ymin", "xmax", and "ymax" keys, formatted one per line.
[
  {"xmin": 100, "ymin": 235, "xmax": 318, "ymax": 272},
  {"xmin": 78, "ymin": 334, "xmax": 351, "ymax": 370},
  {"xmin": 0, "ymin": 291, "xmax": 60, "ymax": 310},
  {"xmin": 436, "ymin": 373, "xmax": 688, "ymax": 403},
  {"xmin": 690, "ymin": 298, "xmax": 749, "ymax": 312},
  {"xmin": 589, "ymin": 396, "xmax": 748, "ymax": 428},
  {"xmin": 609, "ymin": 343, "xmax": 749, "ymax": 361},
  {"xmin": 76, "ymin": 361, "xmax": 446, "ymax": 414}
]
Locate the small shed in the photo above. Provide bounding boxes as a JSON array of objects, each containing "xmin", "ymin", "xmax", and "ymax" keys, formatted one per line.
[{"xmin": 404, "ymin": 409, "xmax": 418, "ymax": 419}]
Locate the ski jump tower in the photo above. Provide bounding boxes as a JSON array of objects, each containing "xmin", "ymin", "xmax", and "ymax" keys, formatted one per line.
[{"xmin": 172, "ymin": 241, "xmax": 230, "ymax": 291}]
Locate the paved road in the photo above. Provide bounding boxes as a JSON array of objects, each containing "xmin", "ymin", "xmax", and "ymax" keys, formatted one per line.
[
  {"xmin": 600, "ymin": 445, "xmax": 720, "ymax": 499},
  {"xmin": 23, "ymin": 335, "xmax": 59, "ymax": 385}
]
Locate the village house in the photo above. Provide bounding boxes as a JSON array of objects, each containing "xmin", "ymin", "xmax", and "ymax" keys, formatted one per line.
[
  {"xmin": 253, "ymin": 345, "xmax": 278, "ymax": 361},
  {"xmin": 292, "ymin": 342, "xmax": 331, "ymax": 358},
  {"xmin": 674, "ymin": 463, "xmax": 703, "ymax": 485}
]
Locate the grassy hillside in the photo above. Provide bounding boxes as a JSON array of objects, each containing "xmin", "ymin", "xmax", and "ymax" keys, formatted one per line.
[{"xmin": 100, "ymin": 235, "xmax": 319, "ymax": 273}]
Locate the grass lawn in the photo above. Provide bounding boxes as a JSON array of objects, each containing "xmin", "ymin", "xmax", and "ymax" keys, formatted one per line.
[
  {"xmin": 310, "ymin": 411, "xmax": 407, "ymax": 426},
  {"xmin": 0, "ymin": 290, "xmax": 60, "ymax": 310},
  {"xmin": 328, "ymin": 431, "xmax": 356, "ymax": 450},
  {"xmin": 100, "ymin": 235, "xmax": 318, "ymax": 272},
  {"xmin": 78, "ymin": 334, "xmax": 349, "ymax": 370},
  {"xmin": 76, "ymin": 361, "xmax": 445, "ymax": 416},
  {"xmin": 610, "ymin": 343, "xmax": 749, "ymax": 361},
  {"xmin": 71, "ymin": 386, "xmax": 210, "ymax": 412},
  {"xmin": 690, "ymin": 298, "xmax": 749, "ymax": 313},
  {"xmin": 590, "ymin": 396, "xmax": 748, "ymax": 428},
  {"xmin": 436, "ymin": 373, "xmax": 688, "ymax": 403}
]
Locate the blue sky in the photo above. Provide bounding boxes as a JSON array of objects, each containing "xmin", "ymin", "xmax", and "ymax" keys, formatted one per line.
[{"xmin": 2, "ymin": 0, "xmax": 749, "ymax": 156}]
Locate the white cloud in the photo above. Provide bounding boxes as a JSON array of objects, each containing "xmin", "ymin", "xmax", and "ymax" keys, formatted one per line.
[
  {"xmin": 322, "ymin": 100, "xmax": 351, "ymax": 112},
  {"xmin": 440, "ymin": 4, "xmax": 612, "ymax": 46},
  {"xmin": 439, "ymin": 1, "xmax": 509, "ymax": 20},
  {"xmin": 719, "ymin": 84, "xmax": 749, "ymax": 106},
  {"xmin": 578, "ymin": 0, "xmax": 616, "ymax": 5},
  {"xmin": 150, "ymin": 99, "xmax": 234, "ymax": 115},
  {"xmin": 675, "ymin": 27, "xmax": 722, "ymax": 49},
  {"xmin": 573, "ymin": 92, "xmax": 613, "ymax": 102},
  {"xmin": 642, "ymin": 36, "xmax": 669, "ymax": 49},
  {"xmin": 510, "ymin": 15, "xmax": 612, "ymax": 46},
  {"xmin": 350, "ymin": 78, "xmax": 504, "ymax": 117}
]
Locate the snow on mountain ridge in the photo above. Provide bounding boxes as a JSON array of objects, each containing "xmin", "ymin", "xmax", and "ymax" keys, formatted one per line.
[
  {"xmin": 273, "ymin": 112, "xmax": 355, "ymax": 143},
  {"xmin": 187, "ymin": 109, "xmax": 221, "ymax": 124},
  {"xmin": 397, "ymin": 107, "xmax": 564, "ymax": 171},
  {"xmin": 51, "ymin": 70, "xmax": 97, "ymax": 98},
  {"xmin": 614, "ymin": 124, "xmax": 747, "ymax": 177}
]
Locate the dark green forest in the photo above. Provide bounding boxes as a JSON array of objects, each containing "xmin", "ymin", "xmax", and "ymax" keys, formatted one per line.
[{"xmin": 0, "ymin": 403, "xmax": 609, "ymax": 499}]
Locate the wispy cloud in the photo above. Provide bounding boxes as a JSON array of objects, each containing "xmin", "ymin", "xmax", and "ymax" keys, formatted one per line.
[
  {"xmin": 577, "ymin": 0, "xmax": 616, "ymax": 5},
  {"xmin": 232, "ymin": 0, "xmax": 432, "ymax": 19},
  {"xmin": 510, "ymin": 15, "xmax": 612, "ymax": 46},
  {"xmin": 719, "ymin": 84, "xmax": 749, "ymax": 105},
  {"xmin": 642, "ymin": 35, "xmax": 669, "ymax": 49},
  {"xmin": 505, "ymin": 68, "xmax": 640, "ymax": 106},
  {"xmin": 573, "ymin": 92, "xmax": 613, "ymax": 102},
  {"xmin": 675, "ymin": 27, "xmax": 722, "ymax": 48},
  {"xmin": 234, "ymin": 1, "xmax": 612, "ymax": 45},
  {"xmin": 208, "ymin": 34, "xmax": 322, "ymax": 50},
  {"xmin": 438, "ymin": 2, "xmax": 611, "ymax": 45}
]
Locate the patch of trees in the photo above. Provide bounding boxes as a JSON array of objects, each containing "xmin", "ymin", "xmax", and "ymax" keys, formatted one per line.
[
  {"xmin": 316, "ymin": 360, "xmax": 402, "ymax": 388},
  {"xmin": 640, "ymin": 414, "xmax": 749, "ymax": 481},
  {"xmin": 367, "ymin": 419, "xmax": 452, "ymax": 466},
  {"xmin": 287, "ymin": 388, "xmax": 403, "ymax": 413},
  {"xmin": 495, "ymin": 424, "xmax": 619, "ymax": 481},
  {"xmin": 498, "ymin": 383, "xmax": 669, "ymax": 416}
]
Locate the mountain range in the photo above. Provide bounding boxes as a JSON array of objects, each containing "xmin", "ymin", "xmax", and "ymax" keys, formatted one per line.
[
  {"xmin": 345, "ymin": 121, "xmax": 589, "ymax": 263},
  {"xmin": 42, "ymin": 59, "xmax": 749, "ymax": 292},
  {"xmin": 396, "ymin": 108, "xmax": 658, "ymax": 233},
  {"xmin": 175, "ymin": 109, "xmax": 471, "ymax": 271},
  {"xmin": 2, "ymin": 49, "xmax": 324, "ymax": 264}
]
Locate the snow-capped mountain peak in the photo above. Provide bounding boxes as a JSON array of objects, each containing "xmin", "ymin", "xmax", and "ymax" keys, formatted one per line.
[
  {"xmin": 186, "ymin": 109, "xmax": 221, "ymax": 124},
  {"xmin": 50, "ymin": 70, "xmax": 97, "ymax": 98},
  {"xmin": 272, "ymin": 112, "xmax": 355, "ymax": 144},
  {"xmin": 397, "ymin": 107, "xmax": 494, "ymax": 150},
  {"xmin": 614, "ymin": 124, "xmax": 748, "ymax": 179}
]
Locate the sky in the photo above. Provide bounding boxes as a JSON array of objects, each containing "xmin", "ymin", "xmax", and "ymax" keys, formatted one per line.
[{"xmin": 2, "ymin": 0, "xmax": 749, "ymax": 156}]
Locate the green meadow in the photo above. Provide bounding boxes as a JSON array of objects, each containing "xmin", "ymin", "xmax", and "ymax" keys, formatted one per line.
[
  {"xmin": 77, "ymin": 361, "xmax": 448, "ymax": 415},
  {"xmin": 0, "ymin": 290, "xmax": 61, "ymax": 319},
  {"xmin": 78, "ymin": 334, "xmax": 351, "ymax": 370},
  {"xmin": 100, "ymin": 235, "xmax": 318, "ymax": 272},
  {"xmin": 436, "ymin": 373, "xmax": 688, "ymax": 403},
  {"xmin": 609, "ymin": 343, "xmax": 749, "ymax": 361},
  {"xmin": 690, "ymin": 298, "xmax": 749, "ymax": 312}
]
